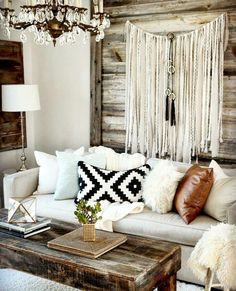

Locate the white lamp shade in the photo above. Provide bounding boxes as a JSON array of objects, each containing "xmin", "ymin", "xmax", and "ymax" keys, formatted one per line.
[{"xmin": 2, "ymin": 84, "xmax": 40, "ymax": 112}]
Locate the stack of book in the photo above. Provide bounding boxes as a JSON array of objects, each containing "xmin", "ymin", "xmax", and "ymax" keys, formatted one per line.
[{"xmin": 0, "ymin": 216, "xmax": 51, "ymax": 238}]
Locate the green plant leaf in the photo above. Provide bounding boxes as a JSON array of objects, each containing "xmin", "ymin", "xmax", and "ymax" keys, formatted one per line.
[{"xmin": 74, "ymin": 199, "xmax": 102, "ymax": 224}]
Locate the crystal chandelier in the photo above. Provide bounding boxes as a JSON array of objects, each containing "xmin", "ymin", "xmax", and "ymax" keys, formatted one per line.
[{"xmin": 0, "ymin": 0, "xmax": 110, "ymax": 46}]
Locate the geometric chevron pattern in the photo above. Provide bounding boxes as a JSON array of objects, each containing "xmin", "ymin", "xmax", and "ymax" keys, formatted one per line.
[{"xmin": 75, "ymin": 161, "xmax": 151, "ymax": 203}]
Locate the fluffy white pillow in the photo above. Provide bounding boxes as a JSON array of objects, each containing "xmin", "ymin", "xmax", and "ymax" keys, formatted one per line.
[
  {"xmin": 142, "ymin": 160, "xmax": 184, "ymax": 213},
  {"xmin": 209, "ymin": 160, "xmax": 228, "ymax": 181},
  {"xmin": 34, "ymin": 151, "xmax": 58, "ymax": 194}
]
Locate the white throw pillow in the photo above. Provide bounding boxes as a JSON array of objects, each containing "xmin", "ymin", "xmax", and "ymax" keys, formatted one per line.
[
  {"xmin": 142, "ymin": 160, "xmax": 184, "ymax": 214},
  {"xmin": 54, "ymin": 151, "xmax": 107, "ymax": 200},
  {"xmin": 89, "ymin": 145, "xmax": 146, "ymax": 171},
  {"xmin": 204, "ymin": 177, "xmax": 236, "ymax": 222},
  {"xmin": 34, "ymin": 151, "xmax": 58, "ymax": 194},
  {"xmin": 209, "ymin": 160, "xmax": 228, "ymax": 181}
]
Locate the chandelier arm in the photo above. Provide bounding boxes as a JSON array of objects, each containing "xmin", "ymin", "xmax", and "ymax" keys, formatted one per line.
[{"xmin": 13, "ymin": 23, "xmax": 33, "ymax": 30}]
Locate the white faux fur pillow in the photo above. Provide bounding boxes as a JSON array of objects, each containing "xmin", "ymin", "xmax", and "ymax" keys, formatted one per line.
[{"xmin": 142, "ymin": 160, "xmax": 184, "ymax": 213}]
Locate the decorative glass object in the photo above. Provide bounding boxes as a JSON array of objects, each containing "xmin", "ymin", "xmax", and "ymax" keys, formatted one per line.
[{"xmin": 8, "ymin": 197, "xmax": 36, "ymax": 223}]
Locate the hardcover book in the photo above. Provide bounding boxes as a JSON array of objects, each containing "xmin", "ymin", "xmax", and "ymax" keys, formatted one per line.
[
  {"xmin": 0, "ymin": 216, "xmax": 51, "ymax": 234},
  {"xmin": 0, "ymin": 226, "xmax": 51, "ymax": 238},
  {"xmin": 48, "ymin": 228, "xmax": 127, "ymax": 259}
]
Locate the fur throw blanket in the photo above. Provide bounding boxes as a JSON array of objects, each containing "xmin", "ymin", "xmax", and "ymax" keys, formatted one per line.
[{"xmin": 188, "ymin": 224, "xmax": 236, "ymax": 289}]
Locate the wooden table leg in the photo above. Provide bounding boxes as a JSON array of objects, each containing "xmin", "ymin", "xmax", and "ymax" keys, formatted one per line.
[
  {"xmin": 205, "ymin": 268, "xmax": 214, "ymax": 291},
  {"xmin": 158, "ymin": 274, "xmax": 176, "ymax": 291}
]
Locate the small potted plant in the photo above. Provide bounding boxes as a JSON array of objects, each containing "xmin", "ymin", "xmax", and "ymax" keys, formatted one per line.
[{"xmin": 74, "ymin": 199, "xmax": 102, "ymax": 241}]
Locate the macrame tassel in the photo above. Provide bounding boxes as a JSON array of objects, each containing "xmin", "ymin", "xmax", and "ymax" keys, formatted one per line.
[
  {"xmin": 171, "ymin": 99, "xmax": 176, "ymax": 126},
  {"xmin": 165, "ymin": 95, "xmax": 169, "ymax": 121}
]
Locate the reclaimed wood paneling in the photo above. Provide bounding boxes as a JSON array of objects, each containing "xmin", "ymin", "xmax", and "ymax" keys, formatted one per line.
[
  {"xmin": 104, "ymin": 0, "xmax": 236, "ymax": 17},
  {"xmin": 91, "ymin": 0, "xmax": 236, "ymax": 163},
  {"xmin": 90, "ymin": 36, "xmax": 102, "ymax": 146},
  {"xmin": 0, "ymin": 40, "xmax": 26, "ymax": 152}
]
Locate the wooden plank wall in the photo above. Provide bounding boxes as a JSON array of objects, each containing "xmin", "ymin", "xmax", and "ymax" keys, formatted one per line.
[
  {"xmin": 91, "ymin": 0, "xmax": 236, "ymax": 163},
  {"xmin": 0, "ymin": 40, "xmax": 26, "ymax": 152}
]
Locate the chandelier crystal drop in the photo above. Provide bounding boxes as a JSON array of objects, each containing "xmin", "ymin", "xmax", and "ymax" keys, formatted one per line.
[{"xmin": 0, "ymin": 0, "xmax": 110, "ymax": 46}]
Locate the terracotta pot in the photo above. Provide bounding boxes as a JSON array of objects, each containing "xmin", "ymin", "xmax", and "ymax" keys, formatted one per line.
[{"xmin": 83, "ymin": 224, "xmax": 96, "ymax": 241}]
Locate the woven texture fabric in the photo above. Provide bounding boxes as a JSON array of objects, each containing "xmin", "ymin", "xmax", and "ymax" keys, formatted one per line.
[
  {"xmin": 76, "ymin": 161, "xmax": 150, "ymax": 203},
  {"xmin": 125, "ymin": 14, "xmax": 227, "ymax": 162}
]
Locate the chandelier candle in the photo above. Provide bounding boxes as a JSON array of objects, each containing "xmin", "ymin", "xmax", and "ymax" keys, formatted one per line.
[{"xmin": 0, "ymin": 0, "xmax": 110, "ymax": 46}]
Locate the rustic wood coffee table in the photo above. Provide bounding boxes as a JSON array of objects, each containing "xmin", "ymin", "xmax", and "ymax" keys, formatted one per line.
[{"xmin": 0, "ymin": 210, "xmax": 181, "ymax": 291}]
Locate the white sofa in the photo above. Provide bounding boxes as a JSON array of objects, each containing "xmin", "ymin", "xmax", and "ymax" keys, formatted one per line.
[{"xmin": 3, "ymin": 157, "xmax": 236, "ymax": 286}]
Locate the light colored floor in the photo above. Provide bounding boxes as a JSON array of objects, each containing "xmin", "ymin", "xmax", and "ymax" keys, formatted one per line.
[{"xmin": 0, "ymin": 268, "xmax": 204, "ymax": 291}]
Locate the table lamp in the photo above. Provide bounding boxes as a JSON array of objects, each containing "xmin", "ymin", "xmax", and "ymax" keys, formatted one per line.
[{"xmin": 1, "ymin": 84, "xmax": 40, "ymax": 171}]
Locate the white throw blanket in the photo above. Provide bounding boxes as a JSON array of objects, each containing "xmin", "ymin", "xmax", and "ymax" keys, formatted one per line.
[
  {"xmin": 188, "ymin": 224, "xmax": 236, "ymax": 289},
  {"xmin": 96, "ymin": 200, "xmax": 144, "ymax": 232}
]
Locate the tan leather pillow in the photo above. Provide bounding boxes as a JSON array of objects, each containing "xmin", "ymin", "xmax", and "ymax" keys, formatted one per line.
[{"xmin": 174, "ymin": 164, "xmax": 213, "ymax": 224}]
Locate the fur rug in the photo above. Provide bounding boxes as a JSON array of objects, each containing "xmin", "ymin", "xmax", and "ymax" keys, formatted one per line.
[
  {"xmin": 188, "ymin": 223, "xmax": 236, "ymax": 289},
  {"xmin": 0, "ymin": 268, "xmax": 203, "ymax": 291}
]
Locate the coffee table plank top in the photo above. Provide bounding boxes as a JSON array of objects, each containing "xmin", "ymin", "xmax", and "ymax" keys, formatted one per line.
[{"xmin": 0, "ymin": 209, "xmax": 181, "ymax": 290}]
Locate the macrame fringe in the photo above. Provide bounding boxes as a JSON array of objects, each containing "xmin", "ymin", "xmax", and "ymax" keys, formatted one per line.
[{"xmin": 125, "ymin": 14, "xmax": 227, "ymax": 162}]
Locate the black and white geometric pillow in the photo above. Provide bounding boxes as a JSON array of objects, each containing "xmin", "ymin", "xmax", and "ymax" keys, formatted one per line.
[{"xmin": 75, "ymin": 161, "xmax": 151, "ymax": 203}]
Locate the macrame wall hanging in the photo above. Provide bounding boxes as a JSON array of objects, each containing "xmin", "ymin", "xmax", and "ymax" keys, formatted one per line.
[{"xmin": 125, "ymin": 14, "xmax": 228, "ymax": 163}]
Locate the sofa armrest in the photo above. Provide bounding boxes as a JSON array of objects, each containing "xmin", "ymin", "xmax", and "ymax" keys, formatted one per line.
[
  {"xmin": 3, "ymin": 168, "xmax": 39, "ymax": 209},
  {"xmin": 227, "ymin": 202, "xmax": 236, "ymax": 225}
]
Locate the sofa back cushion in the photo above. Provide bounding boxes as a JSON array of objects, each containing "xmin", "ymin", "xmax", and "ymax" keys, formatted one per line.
[
  {"xmin": 76, "ymin": 161, "xmax": 150, "ymax": 203},
  {"xmin": 174, "ymin": 164, "xmax": 213, "ymax": 224}
]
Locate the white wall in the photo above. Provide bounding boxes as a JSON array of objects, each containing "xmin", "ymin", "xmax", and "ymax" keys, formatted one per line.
[
  {"xmin": 32, "ymin": 36, "xmax": 90, "ymax": 154},
  {"xmin": 0, "ymin": 0, "xmax": 91, "ymax": 205}
]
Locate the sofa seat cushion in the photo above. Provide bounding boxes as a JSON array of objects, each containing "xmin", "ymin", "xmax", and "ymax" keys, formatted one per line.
[
  {"xmin": 34, "ymin": 194, "xmax": 77, "ymax": 224},
  {"xmin": 113, "ymin": 208, "xmax": 218, "ymax": 246}
]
